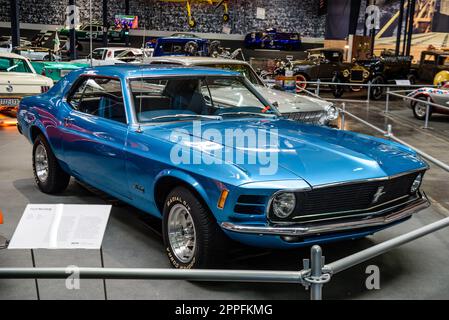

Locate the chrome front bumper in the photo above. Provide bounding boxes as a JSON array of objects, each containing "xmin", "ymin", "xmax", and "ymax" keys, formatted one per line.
[{"xmin": 221, "ymin": 195, "xmax": 430, "ymax": 237}]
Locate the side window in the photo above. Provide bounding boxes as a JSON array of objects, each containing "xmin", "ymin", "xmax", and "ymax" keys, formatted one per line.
[
  {"xmin": 67, "ymin": 77, "xmax": 127, "ymax": 124},
  {"xmin": 91, "ymin": 49, "xmax": 105, "ymax": 60},
  {"xmin": 423, "ymin": 54, "xmax": 436, "ymax": 64}
]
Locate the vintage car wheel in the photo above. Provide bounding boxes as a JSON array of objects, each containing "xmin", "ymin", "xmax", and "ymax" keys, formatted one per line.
[
  {"xmin": 331, "ymin": 75, "xmax": 344, "ymax": 98},
  {"xmin": 407, "ymin": 74, "xmax": 417, "ymax": 85},
  {"xmin": 370, "ymin": 76, "xmax": 385, "ymax": 100},
  {"xmin": 412, "ymin": 96, "xmax": 432, "ymax": 120},
  {"xmin": 32, "ymin": 134, "xmax": 70, "ymax": 194},
  {"xmin": 162, "ymin": 187, "xmax": 228, "ymax": 269},
  {"xmin": 295, "ymin": 74, "xmax": 308, "ymax": 91}
]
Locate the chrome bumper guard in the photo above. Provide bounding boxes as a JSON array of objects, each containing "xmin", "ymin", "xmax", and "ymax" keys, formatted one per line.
[{"xmin": 221, "ymin": 195, "xmax": 430, "ymax": 237}]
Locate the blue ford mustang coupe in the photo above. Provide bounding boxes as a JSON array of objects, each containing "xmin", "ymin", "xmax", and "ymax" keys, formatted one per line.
[{"xmin": 17, "ymin": 65, "xmax": 429, "ymax": 269}]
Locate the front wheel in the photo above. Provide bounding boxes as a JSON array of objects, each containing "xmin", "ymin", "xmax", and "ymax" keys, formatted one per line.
[
  {"xmin": 32, "ymin": 134, "xmax": 70, "ymax": 194},
  {"xmin": 331, "ymin": 75, "xmax": 344, "ymax": 98},
  {"xmin": 162, "ymin": 187, "xmax": 228, "ymax": 269}
]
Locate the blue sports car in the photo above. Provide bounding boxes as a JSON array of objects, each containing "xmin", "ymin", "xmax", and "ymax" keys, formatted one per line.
[
  {"xmin": 17, "ymin": 65, "xmax": 429, "ymax": 269},
  {"xmin": 244, "ymin": 29, "xmax": 301, "ymax": 51}
]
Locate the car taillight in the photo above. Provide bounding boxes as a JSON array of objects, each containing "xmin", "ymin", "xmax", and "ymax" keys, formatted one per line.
[
  {"xmin": 41, "ymin": 70, "xmax": 46, "ymax": 76},
  {"xmin": 41, "ymin": 86, "xmax": 50, "ymax": 93}
]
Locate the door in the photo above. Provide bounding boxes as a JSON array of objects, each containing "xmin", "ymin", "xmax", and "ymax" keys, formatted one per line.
[
  {"xmin": 60, "ymin": 75, "xmax": 130, "ymax": 198},
  {"xmin": 419, "ymin": 53, "xmax": 437, "ymax": 82},
  {"xmin": 318, "ymin": 51, "xmax": 341, "ymax": 80}
]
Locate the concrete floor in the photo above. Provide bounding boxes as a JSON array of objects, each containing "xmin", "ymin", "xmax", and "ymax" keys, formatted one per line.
[{"xmin": 1, "ymin": 97, "xmax": 449, "ymax": 300}]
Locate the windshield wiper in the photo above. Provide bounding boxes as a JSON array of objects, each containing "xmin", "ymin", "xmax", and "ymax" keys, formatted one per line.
[
  {"xmin": 219, "ymin": 112, "xmax": 277, "ymax": 118},
  {"xmin": 148, "ymin": 114, "xmax": 223, "ymax": 122}
]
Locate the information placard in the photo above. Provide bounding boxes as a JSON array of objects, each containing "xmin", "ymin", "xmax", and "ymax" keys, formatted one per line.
[{"xmin": 8, "ymin": 204, "xmax": 111, "ymax": 249}]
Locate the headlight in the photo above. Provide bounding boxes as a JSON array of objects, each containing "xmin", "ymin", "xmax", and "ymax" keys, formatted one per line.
[
  {"xmin": 410, "ymin": 174, "xmax": 423, "ymax": 193},
  {"xmin": 272, "ymin": 192, "xmax": 296, "ymax": 218},
  {"xmin": 363, "ymin": 71, "xmax": 370, "ymax": 78},
  {"xmin": 342, "ymin": 69, "xmax": 350, "ymax": 77},
  {"xmin": 325, "ymin": 105, "xmax": 339, "ymax": 121}
]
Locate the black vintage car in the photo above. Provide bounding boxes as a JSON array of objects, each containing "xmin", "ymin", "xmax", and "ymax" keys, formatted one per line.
[
  {"xmin": 412, "ymin": 50, "xmax": 449, "ymax": 84},
  {"xmin": 332, "ymin": 51, "xmax": 413, "ymax": 100},
  {"xmin": 291, "ymin": 48, "xmax": 348, "ymax": 89}
]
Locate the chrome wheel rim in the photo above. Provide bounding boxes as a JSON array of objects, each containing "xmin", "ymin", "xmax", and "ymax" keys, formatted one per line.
[
  {"xmin": 167, "ymin": 203, "xmax": 196, "ymax": 263},
  {"xmin": 35, "ymin": 144, "xmax": 49, "ymax": 183},
  {"xmin": 415, "ymin": 101, "xmax": 427, "ymax": 118}
]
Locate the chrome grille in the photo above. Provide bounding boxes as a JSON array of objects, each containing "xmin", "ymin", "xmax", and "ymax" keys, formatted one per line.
[
  {"xmin": 350, "ymin": 70, "xmax": 364, "ymax": 82},
  {"xmin": 284, "ymin": 111, "xmax": 325, "ymax": 125},
  {"xmin": 269, "ymin": 171, "xmax": 425, "ymax": 223}
]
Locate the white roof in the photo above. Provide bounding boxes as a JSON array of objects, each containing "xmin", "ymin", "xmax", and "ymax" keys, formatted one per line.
[
  {"xmin": 95, "ymin": 47, "xmax": 135, "ymax": 51},
  {"xmin": 147, "ymin": 56, "xmax": 250, "ymax": 66},
  {"xmin": 0, "ymin": 51, "xmax": 27, "ymax": 60}
]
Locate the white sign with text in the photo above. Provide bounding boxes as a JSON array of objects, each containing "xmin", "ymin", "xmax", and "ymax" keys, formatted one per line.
[{"xmin": 8, "ymin": 204, "xmax": 111, "ymax": 249}]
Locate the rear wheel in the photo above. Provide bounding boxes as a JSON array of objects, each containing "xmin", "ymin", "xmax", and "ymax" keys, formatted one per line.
[
  {"xmin": 32, "ymin": 134, "xmax": 70, "ymax": 194},
  {"xmin": 162, "ymin": 187, "xmax": 228, "ymax": 269},
  {"xmin": 370, "ymin": 75, "xmax": 385, "ymax": 100},
  {"xmin": 295, "ymin": 74, "xmax": 308, "ymax": 92},
  {"xmin": 412, "ymin": 96, "xmax": 432, "ymax": 120}
]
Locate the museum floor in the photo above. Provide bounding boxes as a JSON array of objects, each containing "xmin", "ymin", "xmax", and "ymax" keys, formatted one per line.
[{"xmin": 1, "ymin": 97, "xmax": 449, "ymax": 300}]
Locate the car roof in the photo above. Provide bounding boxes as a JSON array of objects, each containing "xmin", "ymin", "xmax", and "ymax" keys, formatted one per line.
[
  {"xmin": 308, "ymin": 47, "xmax": 343, "ymax": 53},
  {"xmin": 421, "ymin": 50, "xmax": 449, "ymax": 55},
  {"xmin": 78, "ymin": 64, "xmax": 242, "ymax": 79},
  {"xmin": 0, "ymin": 51, "xmax": 26, "ymax": 59},
  {"xmin": 158, "ymin": 36, "xmax": 207, "ymax": 42},
  {"xmin": 94, "ymin": 47, "xmax": 132, "ymax": 51},
  {"xmin": 147, "ymin": 56, "xmax": 250, "ymax": 66}
]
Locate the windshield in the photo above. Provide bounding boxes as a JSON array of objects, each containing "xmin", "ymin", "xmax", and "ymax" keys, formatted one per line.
[
  {"xmin": 130, "ymin": 76, "xmax": 276, "ymax": 123},
  {"xmin": 0, "ymin": 57, "xmax": 32, "ymax": 73},
  {"xmin": 91, "ymin": 49, "xmax": 105, "ymax": 60},
  {"xmin": 197, "ymin": 63, "xmax": 264, "ymax": 86}
]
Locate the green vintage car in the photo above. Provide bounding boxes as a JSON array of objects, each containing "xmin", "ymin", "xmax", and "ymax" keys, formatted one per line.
[{"xmin": 31, "ymin": 61, "xmax": 88, "ymax": 82}]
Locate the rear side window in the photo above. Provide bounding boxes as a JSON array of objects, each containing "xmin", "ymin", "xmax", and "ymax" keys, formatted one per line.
[{"xmin": 67, "ymin": 77, "xmax": 127, "ymax": 124}]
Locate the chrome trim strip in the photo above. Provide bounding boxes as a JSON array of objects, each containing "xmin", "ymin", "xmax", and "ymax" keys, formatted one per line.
[
  {"xmin": 290, "ymin": 194, "xmax": 412, "ymax": 222},
  {"xmin": 312, "ymin": 168, "xmax": 427, "ymax": 190},
  {"xmin": 222, "ymin": 194, "xmax": 430, "ymax": 237}
]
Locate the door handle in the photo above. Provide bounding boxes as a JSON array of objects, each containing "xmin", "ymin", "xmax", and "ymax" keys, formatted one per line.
[{"xmin": 64, "ymin": 117, "xmax": 75, "ymax": 126}]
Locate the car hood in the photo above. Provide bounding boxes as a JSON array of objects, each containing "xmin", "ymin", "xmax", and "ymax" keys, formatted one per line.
[
  {"xmin": 292, "ymin": 60, "xmax": 316, "ymax": 67},
  {"xmin": 144, "ymin": 119, "xmax": 427, "ymax": 187},
  {"xmin": 254, "ymin": 85, "xmax": 330, "ymax": 113},
  {"xmin": 0, "ymin": 72, "xmax": 53, "ymax": 86}
]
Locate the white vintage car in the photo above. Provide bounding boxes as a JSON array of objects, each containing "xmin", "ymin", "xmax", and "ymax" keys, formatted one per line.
[
  {"xmin": 0, "ymin": 52, "xmax": 53, "ymax": 113},
  {"xmin": 71, "ymin": 47, "xmax": 148, "ymax": 66},
  {"xmin": 144, "ymin": 56, "xmax": 338, "ymax": 125}
]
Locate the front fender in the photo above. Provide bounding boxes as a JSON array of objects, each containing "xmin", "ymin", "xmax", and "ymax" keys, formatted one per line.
[{"xmin": 154, "ymin": 169, "xmax": 211, "ymax": 206}]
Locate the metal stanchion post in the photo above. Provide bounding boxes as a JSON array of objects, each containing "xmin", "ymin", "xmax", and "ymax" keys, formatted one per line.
[
  {"xmin": 316, "ymin": 79, "xmax": 321, "ymax": 96},
  {"xmin": 385, "ymin": 124, "xmax": 393, "ymax": 140},
  {"xmin": 310, "ymin": 245, "xmax": 323, "ymax": 300},
  {"xmin": 385, "ymin": 87, "xmax": 390, "ymax": 113},
  {"xmin": 340, "ymin": 102, "xmax": 346, "ymax": 130},
  {"xmin": 367, "ymin": 81, "xmax": 371, "ymax": 102},
  {"xmin": 424, "ymin": 96, "xmax": 431, "ymax": 129}
]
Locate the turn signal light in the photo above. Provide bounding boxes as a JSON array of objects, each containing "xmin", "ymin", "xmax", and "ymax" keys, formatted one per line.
[
  {"xmin": 0, "ymin": 210, "xmax": 3, "ymax": 224},
  {"xmin": 217, "ymin": 190, "xmax": 229, "ymax": 209}
]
